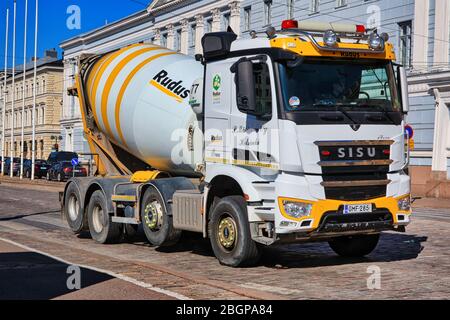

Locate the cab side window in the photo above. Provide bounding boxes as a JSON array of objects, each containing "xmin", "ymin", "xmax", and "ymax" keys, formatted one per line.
[{"xmin": 253, "ymin": 63, "xmax": 272, "ymax": 117}]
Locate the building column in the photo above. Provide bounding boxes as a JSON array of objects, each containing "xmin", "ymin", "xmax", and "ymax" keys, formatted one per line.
[
  {"xmin": 211, "ymin": 8, "xmax": 221, "ymax": 32},
  {"xmin": 433, "ymin": 0, "xmax": 450, "ymax": 68},
  {"xmin": 153, "ymin": 29, "xmax": 161, "ymax": 46},
  {"xmin": 431, "ymin": 89, "xmax": 450, "ymax": 174},
  {"xmin": 180, "ymin": 20, "xmax": 189, "ymax": 54},
  {"xmin": 229, "ymin": 1, "xmax": 241, "ymax": 35},
  {"xmin": 166, "ymin": 24, "xmax": 175, "ymax": 50},
  {"xmin": 195, "ymin": 15, "xmax": 205, "ymax": 55},
  {"xmin": 412, "ymin": 0, "xmax": 429, "ymax": 70}
]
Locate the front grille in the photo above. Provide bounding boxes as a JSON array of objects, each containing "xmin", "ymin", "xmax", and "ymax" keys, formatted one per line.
[
  {"xmin": 325, "ymin": 185, "xmax": 387, "ymax": 201},
  {"xmin": 316, "ymin": 141, "xmax": 393, "ymax": 201}
]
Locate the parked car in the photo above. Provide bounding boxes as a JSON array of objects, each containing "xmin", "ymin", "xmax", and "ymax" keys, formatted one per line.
[
  {"xmin": 23, "ymin": 159, "xmax": 51, "ymax": 179},
  {"xmin": 47, "ymin": 151, "xmax": 79, "ymax": 166},
  {"xmin": 47, "ymin": 161, "xmax": 88, "ymax": 182},
  {"xmin": 3, "ymin": 158, "xmax": 21, "ymax": 176}
]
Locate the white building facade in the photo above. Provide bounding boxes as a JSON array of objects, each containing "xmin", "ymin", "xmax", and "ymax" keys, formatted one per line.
[{"xmin": 60, "ymin": 0, "xmax": 450, "ymax": 186}]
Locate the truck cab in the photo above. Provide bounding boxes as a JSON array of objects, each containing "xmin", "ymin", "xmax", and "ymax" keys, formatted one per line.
[{"xmin": 193, "ymin": 21, "xmax": 411, "ymax": 264}]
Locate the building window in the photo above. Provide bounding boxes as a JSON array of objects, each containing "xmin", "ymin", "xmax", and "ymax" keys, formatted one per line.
[
  {"xmin": 223, "ymin": 13, "xmax": 230, "ymax": 30},
  {"xmin": 175, "ymin": 29, "xmax": 181, "ymax": 52},
  {"xmin": 264, "ymin": 0, "xmax": 272, "ymax": 26},
  {"xmin": 244, "ymin": 7, "xmax": 251, "ymax": 31},
  {"xmin": 287, "ymin": 0, "xmax": 295, "ymax": 19},
  {"xmin": 311, "ymin": 0, "xmax": 319, "ymax": 13},
  {"xmin": 161, "ymin": 33, "xmax": 167, "ymax": 47},
  {"xmin": 336, "ymin": 0, "xmax": 346, "ymax": 7},
  {"xmin": 206, "ymin": 19, "xmax": 212, "ymax": 33},
  {"xmin": 399, "ymin": 21, "xmax": 412, "ymax": 68},
  {"xmin": 190, "ymin": 25, "xmax": 196, "ymax": 47}
]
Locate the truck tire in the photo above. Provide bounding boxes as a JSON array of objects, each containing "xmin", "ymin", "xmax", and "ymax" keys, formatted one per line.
[
  {"xmin": 140, "ymin": 187, "xmax": 181, "ymax": 247},
  {"xmin": 64, "ymin": 183, "xmax": 85, "ymax": 234},
  {"xmin": 329, "ymin": 234, "xmax": 380, "ymax": 258},
  {"xmin": 87, "ymin": 190, "xmax": 122, "ymax": 244},
  {"xmin": 208, "ymin": 196, "xmax": 261, "ymax": 267}
]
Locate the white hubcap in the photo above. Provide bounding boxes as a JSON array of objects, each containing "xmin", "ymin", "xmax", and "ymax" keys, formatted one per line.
[
  {"xmin": 92, "ymin": 206, "xmax": 104, "ymax": 233},
  {"xmin": 68, "ymin": 195, "xmax": 79, "ymax": 222}
]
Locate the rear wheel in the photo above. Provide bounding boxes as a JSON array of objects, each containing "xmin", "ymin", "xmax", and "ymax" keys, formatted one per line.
[
  {"xmin": 140, "ymin": 187, "xmax": 181, "ymax": 247},
  {"xmin": 329, "ymin": 234, "xmax": 380, "ymax": 258},
  {"xmin": 46, "ymin": 172, "xmax": 51, "ymax": 181},
  {"xmin": 64, "ymin": 183, "xmax": 85, "ymax": 234},
  {"xmin": 57, "ymin": 173, "xmax": 63, "ymax": 182},
  {"xmin": 208, "ymin": 196, "xmax": 261, "ymax": 267},
  {"xmin": 88, "ymin": 190, "xmax": 122, "ymax": 244}
]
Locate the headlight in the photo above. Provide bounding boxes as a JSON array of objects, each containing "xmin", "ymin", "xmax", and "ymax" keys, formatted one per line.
[
  {"xmin": 323, "ymin": 30, "xmax": 337, "ymax": 47},
  {"xmin": 280, "ymin": 198, "xmax": 313, "ymax": 220},
  {"xmin": 398, "ymin": 195, "xmax": 411, "ymax": 211},
  {"xmin": 369, "ymin": 32, "xmax": 385, "ymax": 50}
]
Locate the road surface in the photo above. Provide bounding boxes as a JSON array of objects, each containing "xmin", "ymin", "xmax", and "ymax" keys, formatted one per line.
[{"xmin": 0, "ymin": 183, "xmax": 449, "ymax": 300}]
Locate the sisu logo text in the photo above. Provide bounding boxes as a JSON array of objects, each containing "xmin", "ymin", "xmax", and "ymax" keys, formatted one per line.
[{"xmin": 151, "ymin": 70, "xmax": 190, "ymax": 102}]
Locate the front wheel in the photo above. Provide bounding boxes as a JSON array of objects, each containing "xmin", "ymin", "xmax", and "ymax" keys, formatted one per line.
[
  {"xmin": 208, "ymin": 196, "xmax": 261, "ymax": 267},
  {"xmin": 329, "ymin": 234, "xmax": 380, "ymax": 258}
]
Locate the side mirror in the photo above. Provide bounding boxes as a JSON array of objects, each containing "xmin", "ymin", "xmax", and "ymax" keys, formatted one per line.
[
  {"xmin": 235, "ymin": 60, "xmax": 257, "ymax": 114},
  {"xmin": 397, "ymin": 66, "xmax": 410, "ymax": 114}
]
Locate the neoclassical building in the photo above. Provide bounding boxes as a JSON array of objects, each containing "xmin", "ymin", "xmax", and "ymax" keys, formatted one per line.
[
  {"xmin": 60, "ymin": 0, "xmax": 450, "ymax": 192},
  {"xmin": 0, "ymin": 50, "xmax": 63, "ymax": 161}
]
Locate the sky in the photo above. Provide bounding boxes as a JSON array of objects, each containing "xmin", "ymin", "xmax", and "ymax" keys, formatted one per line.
[{"xmin": 0, "ymin": 0, "xmax": 152, "ymax": 69}]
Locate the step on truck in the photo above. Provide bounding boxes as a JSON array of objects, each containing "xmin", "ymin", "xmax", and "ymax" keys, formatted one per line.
[{"xmin": 62, "ymin": 20, "xmax": 413, "ymax": 267}]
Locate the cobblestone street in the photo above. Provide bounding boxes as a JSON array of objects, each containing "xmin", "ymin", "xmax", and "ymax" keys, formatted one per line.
[{"xmin": 0, "ymin": 183, "xmax": 449, "ymax": 300}]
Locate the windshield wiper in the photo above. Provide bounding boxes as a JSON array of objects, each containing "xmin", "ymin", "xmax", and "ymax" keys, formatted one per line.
[
  {"xmin": 358, "ymin": 103, "xmax": 397, "ymax": 125},
  {"xmin": 313, "ymin": 103, "xmax": 359, "ymax": 125}
]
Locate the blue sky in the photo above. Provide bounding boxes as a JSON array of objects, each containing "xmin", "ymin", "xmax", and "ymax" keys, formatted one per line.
[{"xmin": 0, "ymin": 0, "xmax": 152, "ymax": 69}]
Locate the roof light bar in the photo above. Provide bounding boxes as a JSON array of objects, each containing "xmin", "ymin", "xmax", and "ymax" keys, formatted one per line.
[{"xmin": 297, "ymin": 21, "xmax": 366, "ymax": 34}]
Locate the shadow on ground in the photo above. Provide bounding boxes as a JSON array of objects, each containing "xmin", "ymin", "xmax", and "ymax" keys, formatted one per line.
[
  {"xmin": 153, "ymin": 232, "xmax": 427, "ymax": 269},
  {"xmin": 0, "ymin": 251, "xmax": 113, "ymax": 300}
]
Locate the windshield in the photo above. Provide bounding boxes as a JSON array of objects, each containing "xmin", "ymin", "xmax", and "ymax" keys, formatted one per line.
[{"xmin": 279, "ymin": 59, "xmax": 401, "ymax": 112}]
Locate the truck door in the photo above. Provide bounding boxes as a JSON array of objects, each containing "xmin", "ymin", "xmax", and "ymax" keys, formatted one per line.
[
  {"xmin": 204, "ymin": 60, "xmax": 233, "ymax": 165},
  {"xmin": 229, "ymin": 55, "xmax": 280, "ymax": 178}
]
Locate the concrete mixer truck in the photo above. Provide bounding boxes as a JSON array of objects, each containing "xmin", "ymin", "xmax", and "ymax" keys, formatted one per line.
[{"xmin": 61, "ymin": 20, "xmax": 413, "ymax": 267}]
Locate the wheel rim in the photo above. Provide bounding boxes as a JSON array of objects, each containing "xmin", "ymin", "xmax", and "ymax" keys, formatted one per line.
[
  {"xmin": 217, "ymin": 215, "xmax": 238, "ymax": 251},
  {"xmin": 58, "ymin": 174, "xmax": 61, "ymax": 181},
  {"xmin": 92, "ymin": 205, "xmax": 104, "ymax": 233},
  {"xmin": 67, "ymin": 194, "xmax": 79, "ymax": 222},
  {"xmin": 144, "ymin": 201, "xmax": 163, "ymax": 231}
]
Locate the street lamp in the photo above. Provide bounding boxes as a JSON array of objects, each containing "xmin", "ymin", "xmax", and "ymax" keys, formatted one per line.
[{"xmin": 51, "ymin": 135, "xmax": 63, "ymax": 152}]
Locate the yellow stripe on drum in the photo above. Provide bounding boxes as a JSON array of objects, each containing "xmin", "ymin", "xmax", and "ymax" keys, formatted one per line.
[
  {"xmin": 90, "ymin": 43, "xmax": 144, "ymax": 125},
  {"xmin": 86, "ymin": 54, "xmax": 110, "ymax": 103},
  {"xmin": 101, "ymin": 47, "xmax": 161, "ymax": 139},
  {"xmin": 115, "ymin": 51, "xmax": 177, "ymax": 146}
]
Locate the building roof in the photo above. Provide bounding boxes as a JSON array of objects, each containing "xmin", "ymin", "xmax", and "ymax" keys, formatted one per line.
[{"xmin": 60, "ymin": 0, "xmax": 192, "ymax": 50}]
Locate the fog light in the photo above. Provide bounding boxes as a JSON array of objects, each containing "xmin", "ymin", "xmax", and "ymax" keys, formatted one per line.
[
  {"xmin": 397, "ymin": 195, "xmax": 411, "ymax": 212},
  {"xmin": 323, "ymin": 30, "xmax": 337, "ymax": 47},
  {"xmin": 369, "ymin": 32, "xmax": 385, "ymax": 50}
]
